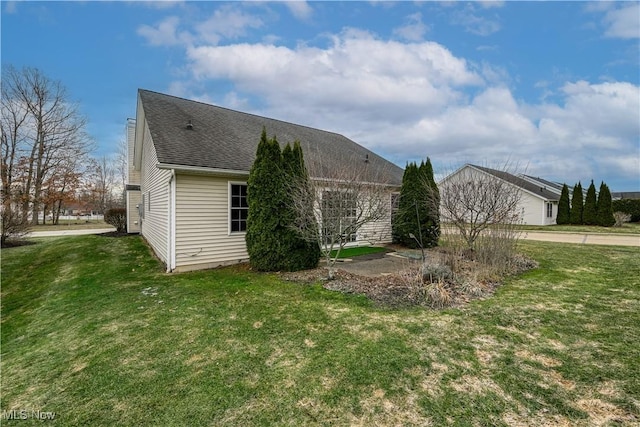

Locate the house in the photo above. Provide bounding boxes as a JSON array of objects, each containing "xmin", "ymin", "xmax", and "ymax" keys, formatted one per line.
[
  {"xmin": 126, "ymin": 89, "xmax": 403, "ymax": 272},
  {"xmin": 612, "ymin": 191, "xmax": 640, "ymax": 200},
  {"xmin": 439, "ymin": 164, "xmax": 561, "ymax": 226}
]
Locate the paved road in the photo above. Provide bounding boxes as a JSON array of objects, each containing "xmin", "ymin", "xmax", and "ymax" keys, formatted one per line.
[
  {"xmin": 520, "ymin": 231, "xmax": 640, "ymax": 247},
  {"xmin": 26, "ymin": 228, "xmax": 116, "ymax": 238}
]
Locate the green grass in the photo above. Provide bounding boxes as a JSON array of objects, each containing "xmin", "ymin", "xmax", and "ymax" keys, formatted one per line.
[
  {"xmin": 329, "ymin": 246, "xmax": 389, "ymax": 259},
  {"xmin": 2, "ymin": 236, "xmax": 639, "ymax": 426},
  {"xmin": 28, "ymin": 219, "xmax": 111, "ymax": 232}
]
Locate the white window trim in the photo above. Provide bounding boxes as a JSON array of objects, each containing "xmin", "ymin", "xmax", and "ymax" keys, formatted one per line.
[{"xmin": 228, "ymin": 181, "xmax": 248, "ymax": 235}]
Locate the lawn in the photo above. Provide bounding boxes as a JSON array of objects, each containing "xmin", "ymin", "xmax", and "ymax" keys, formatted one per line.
[
  {"xmin": 28, "ymin": 219, "xmax": 111, "ymax": 232},
  {"xmin": 1, "ymin": 235, "xmax": 639, "ymax": 426},
  {"xmin": 329, "ymin": 246, "xmax": 389, "ymax": 259}
]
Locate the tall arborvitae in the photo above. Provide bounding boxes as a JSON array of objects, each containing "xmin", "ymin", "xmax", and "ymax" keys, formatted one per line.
[
  {"xmin": 393, "ymin": 162, "xmax": 419, "ymax": 247},
  {"xmin": 583, "ymin": 180, "xmax": 598, "ymax": 225},
  {"xmin": 392, "ymin": 159, "xmax": 439, "ymax": 248},
  {"xmin": 281, "ymin": 141, "xmax": 320, "ymax": 270},
  {"xmin": 246, "ymin": 129, "xmax": 288, "ymax": 271},
  {"xmin": 420, "ymin": 157, "xmax": 440, "ymax": 247},
  {"xmin": 569, "ymin": 182, "xmax": 584, "ymax": 225},
  {"xmin": 596, "ymin": 181, "xmax": 615, "ymax": 227},
  {"xmin": 556, "ymin": 184, "xmax": 571, "ymax": 225}
]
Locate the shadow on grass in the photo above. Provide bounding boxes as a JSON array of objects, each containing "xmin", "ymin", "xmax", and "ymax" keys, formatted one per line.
[{"xmin": 1, "ymin": 239, "xmax": 38, "ymax": 249}]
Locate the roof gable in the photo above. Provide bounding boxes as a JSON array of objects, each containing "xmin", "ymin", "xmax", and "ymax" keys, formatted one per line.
[
  {"xmin": 137, "ymin": 89, "xmax": 403, "ymax": 185},
  {"xmin": 440, "ymin": 164, "xmax": 560, "ymax": 201},
  {"xmin": 471, "ymin": 165, "xmax": 559, "ymax": 200}
]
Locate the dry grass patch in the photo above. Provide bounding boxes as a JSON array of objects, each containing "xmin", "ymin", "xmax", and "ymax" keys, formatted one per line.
[
  {"xmin": 574, "ymin": 398, "xmax": 637, "ymax": 426},
  {"xmin": 351, "ymin": 387, "xmax": 432, "ymax": 427},
  {"xmin": 515, "ymin": 349, "xmax": 563, "ymax": 368}
]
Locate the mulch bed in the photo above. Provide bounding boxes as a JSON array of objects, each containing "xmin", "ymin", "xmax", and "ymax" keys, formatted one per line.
[{"xmin": 280, "ymin": 249, "xmax": 538, "ymax": 309}]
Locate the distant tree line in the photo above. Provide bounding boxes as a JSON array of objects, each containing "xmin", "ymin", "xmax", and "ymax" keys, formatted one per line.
[{"xmin": 556, "ymin": 180, "xmax": 615, "ymax": 227}]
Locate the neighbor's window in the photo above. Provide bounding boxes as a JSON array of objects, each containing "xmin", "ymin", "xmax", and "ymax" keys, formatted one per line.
[
  {"xmin": 321, "ymin": 190, "xmax": 357, "ymax": 244},
  {"xmin": 230, "ymin": 183, "xmax": 248, "ymax": 233},
  {"xmin": 546, "ymin": 202, "xmax": 553, "ymax": 218}
]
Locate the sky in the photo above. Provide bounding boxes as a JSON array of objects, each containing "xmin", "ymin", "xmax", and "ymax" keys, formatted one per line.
[{"xmin": 2, "ymin": 1, "xmax": 639, "ymax": 191}]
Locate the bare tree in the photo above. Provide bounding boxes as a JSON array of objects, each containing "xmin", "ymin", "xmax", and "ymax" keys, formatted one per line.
[
  {"xmin": 437, "ymin": 163, "xmax": 523, "ymax": 251},
  {"xmin": 1, "ymin": 69, "xmax": 30, "ymax": 244},
  {"xmin": 115, "ymin": 137, "xmax": 128, "ymax": 206},
  {"xmin": 287, "ymin": 155, "xmax": 394, "ymax": 279},
  {"xmin": 79, "ymin": 155, "xmax": 121, "ymax": 215},
  {"xmin": 2, "ymin": 65, "xmax": 93, "ymax": 226}
]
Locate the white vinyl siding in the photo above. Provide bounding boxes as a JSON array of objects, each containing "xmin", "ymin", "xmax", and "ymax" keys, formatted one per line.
[
  {"xmin": 359, "ymin": 194, "xmax": 394, "ymax": 245},
  {"xmin": 126, "ymin": 191, "xmax": 141, "ymax": 233},
  {"xmin": 126, "ymin": 119, "xmax": 141, "ymax": 233},
  {"xmin": 139, "ymin": 121, "xmax": 171, "ymax": 264},
  {"xmin": 174, "ymin": 174, "xmax": 248, "ymax": 272}
]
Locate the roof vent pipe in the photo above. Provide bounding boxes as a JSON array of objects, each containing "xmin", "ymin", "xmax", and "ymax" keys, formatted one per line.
[{"xmin": 186, "ymin": 120, "xmax": 193, "ymax": 130}]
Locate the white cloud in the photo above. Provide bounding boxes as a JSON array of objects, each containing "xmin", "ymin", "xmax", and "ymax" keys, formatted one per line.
[
  {"xmin": 137, "ymin": 5, "xmax": 263, "ymax": 47},
  {"xmin": 185, "ymin": 29, "xmax": 483, "ymax": 123},
  {"xmin": 137, "ymin": 16, "xmax": 192, "ymax": 46},
  {"xmin": 285, "ymin": 1, "xmax": 313, "ymax": 21},
  {"xmin": 393, "ymin": 12, "xmax": 429, "ymax": 42},
  {"xmin": 603, "ymin": 3, "xmax": 640, "ymax": 39},
  {"xmin": 451, "ymin": 5, "xmax": 501, "ymax": 36},
  {"xmin": 4, "ymin": 1, "xmax": 17, "ymax": 14},
  {"xmin": 158, "ymin": 21, "xmax": 638, "ymax": 188},
  {"xmin": 195, "ymin": 5, "xmax": 263, "ymax": 45},
  {"xmin": 478, "ymin": 1, "xmax": 505, "ymax": 9}
]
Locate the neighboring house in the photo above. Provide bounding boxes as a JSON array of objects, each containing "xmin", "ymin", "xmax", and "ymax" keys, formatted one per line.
[
  {"xmin": 126, "ymin": 89, "xmax": 403, "ymax": 272},
  {"xmin": 612, "ymin": 191, "xmax": 640, "ymax": 200},
  {"xmin": 439, "ymin": 164, "xmax": 561, "ymax": 226}
]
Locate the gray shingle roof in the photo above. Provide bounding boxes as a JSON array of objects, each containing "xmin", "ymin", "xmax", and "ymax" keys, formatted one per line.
[
  {"xmin": 471, "ymin": 165, "xmax": 559, "ymax": 201},
  {"xmin": 139, "ymin": 89, "xmax": 403, "ymax": 186}
]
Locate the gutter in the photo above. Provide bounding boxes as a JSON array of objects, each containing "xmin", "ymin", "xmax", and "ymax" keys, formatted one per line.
[{"xmin": 157, "ymin": 163, "xmax": 249, "ymax": 177}]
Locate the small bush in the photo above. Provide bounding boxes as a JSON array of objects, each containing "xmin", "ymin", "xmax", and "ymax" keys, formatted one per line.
[
  {"xmin": 104, "ymin": 208, "xmax": 127, "ymax": 232},
  {"xmin": 425, "ymin": 282, "xmax": 453, "ymax": 309},
  {"xmin": 613, "ymin": 211, "xmax": 632, "ymax": 227},
  {"xmin": 422, "ymin": 263, "xmax": 454, "ymax": 283},
  {"xmin": 612, "ymin": 199, "xmax": 640, "ymax": 222}
]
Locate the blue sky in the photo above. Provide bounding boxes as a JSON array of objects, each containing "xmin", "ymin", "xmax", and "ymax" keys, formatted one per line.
[{"xmin": 2, "ymin": 1, "xmax": 639, "ymax": 190}]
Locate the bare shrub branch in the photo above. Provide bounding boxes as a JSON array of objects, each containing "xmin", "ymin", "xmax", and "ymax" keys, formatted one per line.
[
  {"xmin": 613, "ymin": 211, "xmax": 631, "ymax": 227},
  {"xmin": 286, "ymin": 150, "xmax": 395, "ymax": 279},
  {"xmin": 438, "ymin": 162, "xmax": 523, "ymax": 251}
]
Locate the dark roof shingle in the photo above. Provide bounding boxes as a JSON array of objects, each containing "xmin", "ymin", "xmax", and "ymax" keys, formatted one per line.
[
  {"xmin": 471, "ymin": 165, "xmax": 559, "ymax": 200},
  {"xmin": 139, "ymin": 89, "xmax": 403, "ymax": 185}
]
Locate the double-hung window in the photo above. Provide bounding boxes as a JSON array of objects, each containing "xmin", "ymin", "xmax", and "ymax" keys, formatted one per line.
[
  {"xmin": 230, "ymin": 183, "xmax": 248, "ymax": 233},
  {"xmin": 321, "ymin": 190, "xmax": 357, "ymax": 244}
]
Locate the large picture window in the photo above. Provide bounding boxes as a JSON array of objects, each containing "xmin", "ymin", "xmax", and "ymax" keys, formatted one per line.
[
  {"xmin": 321, "ymin": 190, "xmax": 357, "ymax": 244},
  {"xmin": 230, "ymin": 183, "xmax": 248, "ymax": 233}
]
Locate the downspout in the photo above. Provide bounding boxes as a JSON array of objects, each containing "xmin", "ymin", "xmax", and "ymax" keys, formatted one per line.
[{"xmin": 167, "ymin": 170, "xmax": 176, "ymax": 273}]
